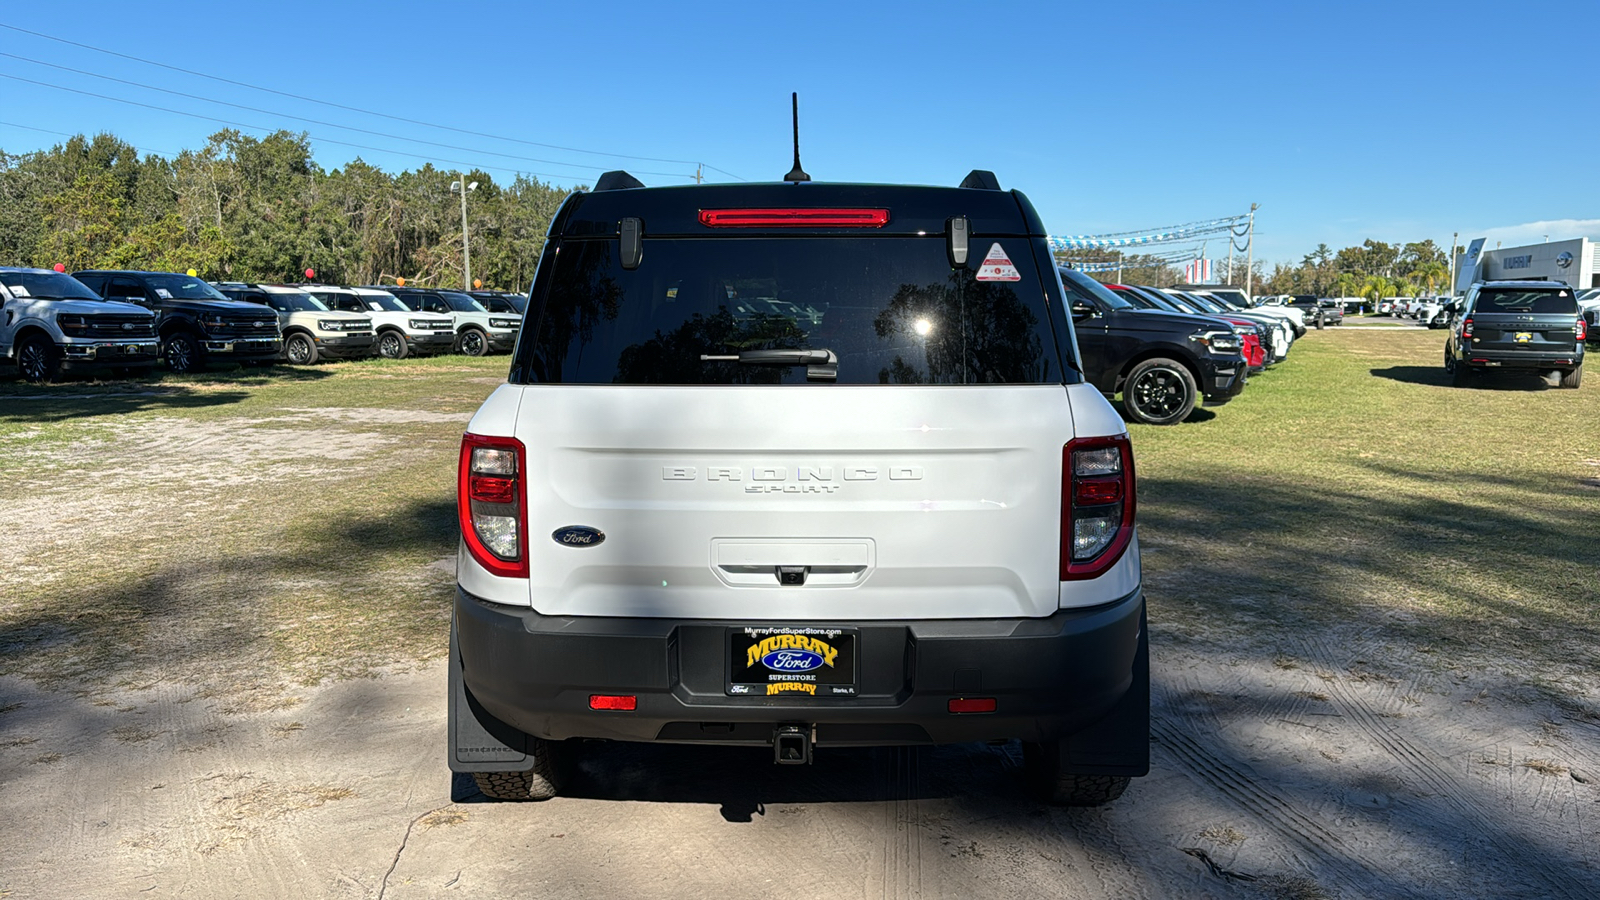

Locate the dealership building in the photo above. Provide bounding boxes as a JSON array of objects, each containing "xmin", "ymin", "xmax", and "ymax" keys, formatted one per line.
[{"xmin": 1455, "ymin": 236, "xmax": 1597, "ymax": 293}]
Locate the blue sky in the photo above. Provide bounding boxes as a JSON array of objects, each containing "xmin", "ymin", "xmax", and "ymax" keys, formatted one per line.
[{"xmin": 3, "ymin": 0, "xmax": 1597, "ymax": 266}]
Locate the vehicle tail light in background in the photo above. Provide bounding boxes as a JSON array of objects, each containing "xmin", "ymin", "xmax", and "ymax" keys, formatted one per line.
[
  {"xmin": 1061, "ymin": 435, "xmax": 1136, "ymax": 581},
  {"xmin": 1462, "ymin": 318, "xmax": 1474, "ymax": 338},
  {"xmin": 698, "ymin": 208, "xmax": 890, "ymax": 228},
  {"xmin": 1577, "ymin": 318, "xmax": 1587, "ymax": 341},
  {"xmin": 458, "ymin": 433, "xmax": 528, "ymax": 578}
]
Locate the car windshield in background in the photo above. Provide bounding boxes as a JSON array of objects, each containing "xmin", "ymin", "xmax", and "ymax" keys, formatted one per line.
[
  {"xmin": 1208, "ymin": 290, "xmax": 1249, "ymax": 307},
  {"xmin": 361, "ymin": 294, "xmax": 408, "ymax": 312},
  {"xmin": 439, "ymin": 291, "xmax": 489, "ymax": 313},
  {"xmin": 267, "ymin": 293, "xmax": 329, "ymax": 313},
  {"xmin": 1060, "ymin": 270, "xmax": 1134, "ymax": 309},
  {"xmin": 526, "ymin": 237, "xmax": 1061, "ymax": 386},
  {"xmin": 0, "ymin": 271, "xmax": 101, "ymax": 300},
  {"xmin": 1475, "ymin": 289, "xmax": 1578, "ymax": 315},
  {"xmin": 143, "ymin": 274, "xmax": 230, "ymax": 300}
]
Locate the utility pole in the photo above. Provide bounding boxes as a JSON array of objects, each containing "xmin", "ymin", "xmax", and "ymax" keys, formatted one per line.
[
  {"xmin": 1449, "ymin": 231, "xmax": 1458, "ymax": 295},
  {"xmin": 451, "ymin": 174, "xmax": 478, "ymax": 290},
  {"xmin": 695, "ymin": 164, "xmax": 703, "ymax": 184},
  {"xmin": 1245, "ymin": 203, "xmax": 1258, "ymax": 298},
  {"xmin": 1225, "ymin": 235, "xmax": 1233, "ymax": 286}
]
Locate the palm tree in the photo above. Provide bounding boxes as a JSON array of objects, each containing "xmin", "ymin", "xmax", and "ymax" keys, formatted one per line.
[
  {"xmin": 1411, "ymin": 260, "xmax": 1447, "ymax": 295},
  {"xmin": 1359, "ymin": 274, "xmax": 1391, "ymax": 314}
]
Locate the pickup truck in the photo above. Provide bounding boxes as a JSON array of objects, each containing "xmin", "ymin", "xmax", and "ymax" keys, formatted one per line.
[{"xmin": 1, "ymin": 267, "xmax": 160, "ymax": 381}]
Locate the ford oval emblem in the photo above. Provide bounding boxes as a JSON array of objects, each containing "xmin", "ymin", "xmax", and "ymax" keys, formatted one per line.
[
  {"xmin": 760, "ymin": 649, "xmax": 825, "ymax": 672},
  {"xmin": 551, "ymin": 526, "xmax": 604, "ymax": 548}
]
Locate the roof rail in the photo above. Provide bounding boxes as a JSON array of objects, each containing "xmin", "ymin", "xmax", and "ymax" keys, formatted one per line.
[
  {"xmin": 593, "ymin": 171, "xmax": 645, "ymax": 192},
  {"xmin": 959, "ymin": 170, "xmax": 1001, "ymax": 191}
]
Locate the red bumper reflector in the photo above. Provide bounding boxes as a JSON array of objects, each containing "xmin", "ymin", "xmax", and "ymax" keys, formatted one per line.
[
  {"xmin": 699, "ymin": 208, "xmax": 890, "ymax": 228},
  {"xmin": 948, "ymin": 697, "xmax": 996, "ymax": 714},
  {"xmin": 589, "ymin": 694, "xmax": 637, "ymax": 711}
]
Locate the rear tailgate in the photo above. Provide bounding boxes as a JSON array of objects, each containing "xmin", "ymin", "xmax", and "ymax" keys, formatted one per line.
[
  {"xmin": 514, "ymin": 385, "xmax": 1073, "ymax": 620},
  {"xmin": 1469, "ymin": 313, "xmax": 1579, "ymax": 355}
]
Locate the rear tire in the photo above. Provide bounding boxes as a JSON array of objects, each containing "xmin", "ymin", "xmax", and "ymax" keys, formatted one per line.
[
  {"xmin": 1119, "ymin": 358, "xmax": 1197, "ymax": 426},
  {"xmin": 471, "ymin": 741, "xmax": 567, "ymax": 801},
  {"xmin": 1560, "ymin": 364, "xmax": 1583, "ymax": 389},
  {"xmin": 1022, "ymin": 741, "xmax": 1132, "ymax": 807},
  {"xmin": 376, "ymin": 330, "xmax": 409, "ymax": 360},
  {"xmin": 284, "ymin": 333, "xmax": 318, "ymax": 365},
  {"xmin": 1446, "ymin": 349, "xmax": 1472, "ymax": 387}
]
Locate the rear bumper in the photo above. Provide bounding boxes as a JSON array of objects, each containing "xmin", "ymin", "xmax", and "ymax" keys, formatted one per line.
[
  {"xmin": 1461, "ymin": 346, "xmax": 1583, "ymax": 370},
  {"xmin": 453, "ymin": 585, "xmax": 1145, "ymax": 751},
  {"xmin": 487, "ymin": 332, "xmax": 518, "ymax": 351}
]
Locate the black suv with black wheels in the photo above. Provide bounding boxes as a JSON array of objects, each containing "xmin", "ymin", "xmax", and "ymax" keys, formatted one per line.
[
  {"xmin": 1445, "ymin": 281, "xmax": 1585, "ymax": 388},
  {"xmin": 72, "ymin": 270, "xmax": 282, "ymax": 373},
  {"xmin": 1057, "ymin": 267, "xmax": 1247, "ymax": 425}
]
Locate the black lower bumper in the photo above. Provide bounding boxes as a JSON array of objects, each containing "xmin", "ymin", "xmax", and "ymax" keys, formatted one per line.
[
  {"xmin": 1461, "ymin": 347, "xmax": 1583, "ymax": 371},
  {"xmin": 314, "ymin": 334, "xmax": 375, "ymax": 358},
  {"xmin": 409, "ymin": 332, "xmax": 457, "ymax": 352},
  {"xmin": 487, "ymin": 333, "xmax": 518, "ymax": 351},
  {"xmin": 452, "ymin": 586, "xmax": 1145, "ymax": 763},
  {"xmin": 1201, "ymin": 358, "xmax": 1247, "ymax": 404}
]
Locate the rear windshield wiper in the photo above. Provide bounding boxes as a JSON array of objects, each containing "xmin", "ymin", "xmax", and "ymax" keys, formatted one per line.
[{"xmin": 700, "ymin": 348, "xmax": 838, "ymax": 382}]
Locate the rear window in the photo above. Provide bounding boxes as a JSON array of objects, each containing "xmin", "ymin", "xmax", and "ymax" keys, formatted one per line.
[
  {"xmin": 1474, "ymin": 288, "xmax": 1577, "ymax": 315},
  {"xmin": 520, "ymin": 237, "xmax": 1063, "ymax": 385}
]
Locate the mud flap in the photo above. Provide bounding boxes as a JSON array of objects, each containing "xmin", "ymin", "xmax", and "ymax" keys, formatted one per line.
[
  {"xmin": 1061, "ymin": 603, "xmax": 1149, "ymax": 776},
  {"xmin": 448, "ymin": 619, "xmax": 533, "ymax": 773}
]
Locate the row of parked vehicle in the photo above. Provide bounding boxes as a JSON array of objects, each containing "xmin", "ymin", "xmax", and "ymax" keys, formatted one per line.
[
  {"xmin": 1057, "ymin": 270, "xmax": 1305, "ymax": 425},
  {"xmin": 0, "ymin": 266, "xmax": 527, "ymax": 381}
]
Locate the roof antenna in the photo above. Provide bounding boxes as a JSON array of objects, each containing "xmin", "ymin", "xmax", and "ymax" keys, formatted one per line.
[{"xmin": 783, "ymin": 92, "xmax": 810, "ymax": 183}]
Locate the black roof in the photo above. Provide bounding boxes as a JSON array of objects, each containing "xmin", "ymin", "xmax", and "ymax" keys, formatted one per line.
[{"xmin": 551, "ymin": 181, "xmax": 1045, "ymax": 239}]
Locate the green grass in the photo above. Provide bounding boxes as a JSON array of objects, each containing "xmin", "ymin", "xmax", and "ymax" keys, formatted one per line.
[
  {"xmin": 0, "ymin": 335, "xmax": 1595, "ymax": 707},
  {"xmin": 1135, "ymin": 328, "xmax": 1600, "ymax": 689}
]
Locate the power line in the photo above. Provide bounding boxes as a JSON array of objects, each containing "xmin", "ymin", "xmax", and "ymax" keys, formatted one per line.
[
  {"xmin": 0, "ymin": 119, "xmax": 178, "ymax": 158},
  {"xmin": 0, "ymin": 21, "xmax": 742, "ymax": 178},
  {"xmin": 0, "ymin": 53, "xmax": 692, "ymax": 178},
  {"xmin": 0, "ymin": 72, "xmax": 702, "ymax": 184}
]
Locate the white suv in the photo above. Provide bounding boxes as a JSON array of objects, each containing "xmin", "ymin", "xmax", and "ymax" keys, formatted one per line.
[
  {"xmin": 382, "ymin": 287, "xmax": 519, "ymax": 357},
  {"xmin": 449, "ymin": 170, "xmax": 1148, "ymax": 807},
  {"xmin": 304, "ymin": 286, "xmax": 456, "ymax": 359},
  {"xmin": 213, "ymin": 284, "xmax": 375, "ymax": 364}
]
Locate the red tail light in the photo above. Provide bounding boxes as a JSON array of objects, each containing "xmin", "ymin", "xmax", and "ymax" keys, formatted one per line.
[
  {"xmin": 1577, "ymin": 318, "xmax": 1587, "ymax": 341},
  {"xmin": 698, "ymin": 208, "xmax": 890, "ymax": 228},
  {"xmin": 1462, "ymin": 317, "xmax": 1474, "ymax": 338},
  {"xmin": 1061, "ymin": 435, "xmax": 1136, "ymax": 581},
  {"xmin": 458, "ymin": 433, "xmax": 528, "ymax": 578}
]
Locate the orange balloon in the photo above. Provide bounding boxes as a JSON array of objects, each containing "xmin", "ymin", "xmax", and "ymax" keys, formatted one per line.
[
  {"xmin": 396, "ymin": 277, "xmax": 406, "ymax": 287},
  {"xmin": 473, "ymin": 279, "xmax": 482, "ymax": 289}
]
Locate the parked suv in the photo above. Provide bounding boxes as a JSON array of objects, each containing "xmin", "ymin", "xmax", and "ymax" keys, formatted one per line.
[
  {"xmin": 1445, "ymin": 281, "xmax": 1585, "ymax": 387},
  {"xmin": 303, "ymin": 285, "xmax": 456, "ymax": 359},
  {"xmin": 1, "ymin": 267, "xmax": 159, "ymax": 381},
  {"xmin": 380, "ymin": 287, "xmax": 519, "ymax": 356},
  {"xmin": 1057, "ymin": 269, "xmax": 1247, "ymax": 424},
  {"xmin": 451, "ymin": 170, "xmax": 1148, "ymax": 807},
  {"xmin": 73, "ymin": 270, "xmax": 281, "ymax": 373},
  {"xmin": 212, "ymin": 284, "xmax": 374, "ymax": 364}
]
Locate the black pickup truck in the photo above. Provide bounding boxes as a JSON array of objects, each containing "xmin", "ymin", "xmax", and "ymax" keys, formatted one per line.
[
  {"xmin": 1058, "ymin": 267, "xmax": 1248, "ymax": 425},
  {"xmin": 74, "ymin": 270, "xmax": 282, "ymax": 372}
]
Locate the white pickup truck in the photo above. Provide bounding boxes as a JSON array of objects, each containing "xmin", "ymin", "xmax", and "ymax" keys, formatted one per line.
[{"xmin": 0, "ymin": 267, "xmax": 159, "ymax": 381}]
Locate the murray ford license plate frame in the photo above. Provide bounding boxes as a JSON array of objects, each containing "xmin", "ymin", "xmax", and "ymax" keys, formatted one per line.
[{"xmin": 727, "ymin": 625, "xmax": 858, "ymax": 697}]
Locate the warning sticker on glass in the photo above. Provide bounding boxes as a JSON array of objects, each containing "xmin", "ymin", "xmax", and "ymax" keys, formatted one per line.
[
  {"xmin": 975, "ymin": 243, "xmax": 1021, "ymax": 282},
  {"xmin": 155, "ymin": 288, "xmax": 173, "ymax": 299},
  {"xmin": 10, "ymin": 285, "xmax": 29, "ymax": 297}
]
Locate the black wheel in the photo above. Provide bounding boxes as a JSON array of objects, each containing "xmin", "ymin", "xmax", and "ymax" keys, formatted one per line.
[
  {"xmin": 1022, "ymin": 740, "xmax": 1132, "ymax": 807},
  {"xmin": 376, "ymin": 330, "xmax": 409, "ymax": 360},
  {"xmin": 1446, "ymin": 348, "xmax": 1472, "ymax": 387},
  {"xmin": 163, "ymin": 332, "xmax": 205, "ymax": 374},
  {"xmin": 1119, "ymin": 358, "xmax": 1197, "ymax": 426},
  {"xmin": 1559, "ymin": 364, "xmax": 1583, "ymax": 389},
  {"xmin": 471, "ymin": 741, "xmax": 568, "ymax": 801},
  {"xmin": 16, "ymin": 334, "xmax": 62, "ymax": 383},
  {"xmin": 458, "ymin": 328, "xmax": 489, "ymax": 357},
  {"xmin": 284, "ymin": 333, "xmax": 318, "ymax": 365}
]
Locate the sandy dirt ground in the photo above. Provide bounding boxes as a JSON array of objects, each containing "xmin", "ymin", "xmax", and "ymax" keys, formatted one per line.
[
  {"xmin": 4, "ymin": 629, "xmax": 1598, "ymax": 899},
  {"xmin": 2, "ymin": 400, "xmax": 1598, "ymax": 899}
]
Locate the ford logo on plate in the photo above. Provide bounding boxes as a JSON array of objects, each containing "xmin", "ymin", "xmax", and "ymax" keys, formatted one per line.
[
  {"xmin": 551, "ymin": 526, "xmax": 604, "ymax": 547},
  {"xmin": 760, "ymin": 649, "xmax": 825, "ymax": 672}
]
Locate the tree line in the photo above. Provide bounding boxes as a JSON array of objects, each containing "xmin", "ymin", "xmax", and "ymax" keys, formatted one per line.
[{"xmin": 0, "ymin": 129, "xmax": 575, "ymax": 290}]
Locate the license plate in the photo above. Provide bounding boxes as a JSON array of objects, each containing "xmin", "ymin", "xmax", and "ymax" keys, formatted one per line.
[
  {"xmin": 727, "ymin": 626, "xmax": 857, "ymax": 697},
  {"xmin": 1515, "ymin": 332, "xmax": 1532, "ymax": 343}
]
